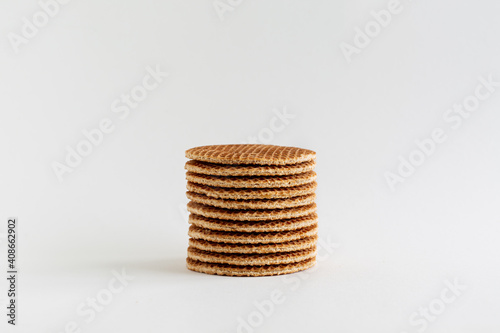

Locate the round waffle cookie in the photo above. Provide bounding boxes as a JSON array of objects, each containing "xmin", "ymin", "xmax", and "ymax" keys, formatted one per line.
[
  {"xmin": 187, "ymin": 202, "xmax": 317, "ymax": 221},
  {"xmin": 186, "ymin": 257, "xmax": 316, "ymax": 277},
  {"xmin": 185, "ymin": 144, "xmax": 316, "ymax": 165},
  {"xmin": 188, "ymin": 213, "xmax": 318, "ymax": 232},
  {"xmin": 187, "ymin": 246, "xmax": 317, "ymax": 266},
  {"xmin": 185, "ymin": 159, "xmax": 316, "ymax": 176},
  {"xmin": 186, "ymin": 171, "xmax": 317, "ymax": 189},
  {"xmin": 187, "ymin": 181, "xmax": 317, "ymax": 200},
  {"xmin": 188, "ymin": 224, "xmax": 318, "ymax": 244},
  {"xmin": 186, "ymin": 191, "xmax": 316, "ymax": 210},
  {"xmin": 188, "ymin": 235, "xmax": 318, "ymax": 254}
]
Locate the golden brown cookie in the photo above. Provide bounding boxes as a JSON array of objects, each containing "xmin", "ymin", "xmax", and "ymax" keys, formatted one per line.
[
  {"xmin": 186, "ymin": 202, "xmax": 317, "ymax": 221},
  {"xmin": 187, "ymin": 246, "xmax": 317, "ymax": 265},
  {"xmin": 186, "ymin": 257, "xmax": 316, "ymax": 276},
  {"xmin": 186, "ymin": 191, "xmax": 316, "ymax": 210},
  {"xmin": 188, "ymin": 213, "xmax": 318, "ymax": 232},
  {"xmin": 185, "ymin": 159, "xmax": 316, "ymax": 176},
  {"xmin": 188, "ymin": 224, "xmax": 318, "ymax": 244},
  {"xmin": 186, "ymin": 171, "xmax": 317, "ymax": 189},
  {"xmin": 188, "ymin": 235, "xmax": 318, "ymax": 254},
  {"xmin": 185, "ymin": 144, "xmax": 316, "ymax": 165},
  {"xmin": 187, "ymin": 181, "xmax": 317, "ymax": 200}
]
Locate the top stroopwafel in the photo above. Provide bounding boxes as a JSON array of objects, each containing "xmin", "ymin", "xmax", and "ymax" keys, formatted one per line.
[
  {"xmin": 185, "ymin": 144, "xmax": 316, "ymax": 165},
  {"xmin": 185, "ymin": 160, "xmax": 316, "ymax": 176}
]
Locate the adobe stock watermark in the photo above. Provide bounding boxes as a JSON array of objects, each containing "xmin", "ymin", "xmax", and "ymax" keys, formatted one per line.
[
  {"xmin": 385, "ymin": 73, "xmax": 499, "ymax": 191},
  {"xmin": 0, "ymin": 231, "xmax": 6, "ymax": 312},
  {"xmin": 51, "ymin": 65, "xmax": 169, "ymax": 182},
  {"xmin": 57, "ymin": 268, "xmax": 134, "ymax": 333},
  {"xmin": 7, "ymin": 0, "xmax": 73, "ymax": 54},
  {"xmin": 236, "ymin": 236, "xmax": 339, "ymax": 333},
  {"xmin": 0, "ymin": 231, "xmax": 6, "ymax": 246},
  {"xmin": 178, "ymin": 198, "xmax": 190, "ymax": 225},
  {"xmin": 400, "ymin": 278, "xmax": 466, "ymax": 333},
  {"xmin": 213, "ymin": 0, "xmax": 244, "ymax": 22},
  {"xmin": 339, "ymin": 0, "xmax": 404, "ymax": 63},
  {"xmin": 178, "ymin": 106, "xmax": 295, "ymax": 224},
  {"xmin": 243, "ymin": 107, "xmax": 295, "ymax": 144}
]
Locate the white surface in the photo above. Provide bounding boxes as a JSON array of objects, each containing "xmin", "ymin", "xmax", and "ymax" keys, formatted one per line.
[{"xmin": 1, "ymin": 0, "xmax": 500, "ymax": 332}]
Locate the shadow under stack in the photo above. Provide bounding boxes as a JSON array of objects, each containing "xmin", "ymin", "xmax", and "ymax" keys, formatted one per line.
[{"xmin": 184, "ymin": 144, "xmax": 318, "ymax": 277}]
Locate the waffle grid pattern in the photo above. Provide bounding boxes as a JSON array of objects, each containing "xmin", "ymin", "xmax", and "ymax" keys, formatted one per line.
[{"xmin": 185, "ymin": 144, "xmax": 316, "ymax": 165}]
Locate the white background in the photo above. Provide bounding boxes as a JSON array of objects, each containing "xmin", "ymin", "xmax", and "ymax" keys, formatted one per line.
[{"xmin": 1, "ymin": 0, "xmax": 500, "ymax": 332}]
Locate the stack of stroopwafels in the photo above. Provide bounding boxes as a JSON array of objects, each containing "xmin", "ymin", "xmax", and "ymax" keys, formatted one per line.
[{"xmin": 185, "ymin": 144, "xmax": 318, "ymax": 277}]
